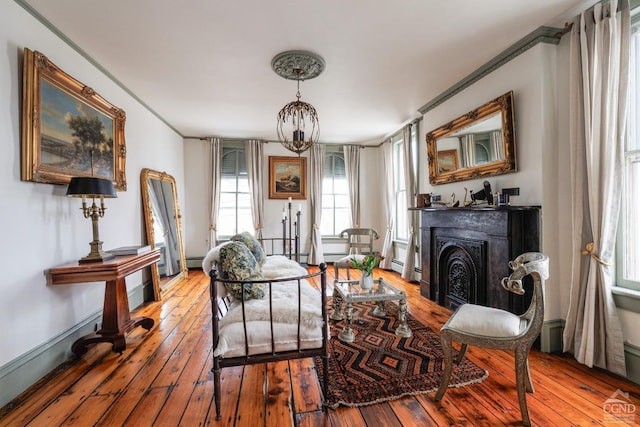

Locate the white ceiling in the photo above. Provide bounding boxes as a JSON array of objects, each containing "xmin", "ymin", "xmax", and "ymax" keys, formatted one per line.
[{"xmin": 21, "ymin": 0, "xmax": 596, "ymax": 144}]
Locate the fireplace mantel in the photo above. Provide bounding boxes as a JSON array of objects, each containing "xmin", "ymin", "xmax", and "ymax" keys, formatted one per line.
[{"xmin": 414, "ymin": 206, "xmax": 540, "ymax": 314}]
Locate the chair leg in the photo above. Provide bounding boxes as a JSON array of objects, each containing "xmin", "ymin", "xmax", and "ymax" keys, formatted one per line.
[
  {"xmin": 455, "ymin": 343, "xmax": 468, "ymax": 364},
  {"xmin": 434, "ymin": 332, "xmax": 454, "ymax": 401},
  {"xmin": 515, "ymin": 348, "xmax": 532, "ymax": 426}
]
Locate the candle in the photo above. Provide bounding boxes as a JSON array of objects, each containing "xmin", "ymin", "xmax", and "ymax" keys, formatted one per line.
[
  {"xmin": 298, "ymin": 203, "xmax": 302, "ymax": 213},
  {"xmin": 288, "ymin": 197, "xmax": 292, "ymax": 204},
  {"xmin": 282, "ymin": 209, "xmax": 286, "ymax": 220}
]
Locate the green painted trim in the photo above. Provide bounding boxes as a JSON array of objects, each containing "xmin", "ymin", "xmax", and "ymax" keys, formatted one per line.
[
  {"xmin": 625, "ymin": 342, "xmax": 640, "ymax": 385},
  {"xmin": 612, "ymin": 287, "xmax": 640, "ymax": 313},
  {"xmin": 0, "ymin": 282, "xmax": 146, "ymax": 409},
  {"xmin": 418, "ymin": 26, "xmax": 564, "ymax": 115},
  {"xmin": 13, "ymin": 0, "xmax": 182, "ymax": 137},
  {"xmin": 541, "ymin": 319, "xmax": 565, "ymax": 353}
]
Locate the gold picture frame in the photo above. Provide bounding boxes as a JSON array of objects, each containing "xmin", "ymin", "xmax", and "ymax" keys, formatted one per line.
[
  {"xmin": 21, "ymin": 48, "xmax": 127, "ymax": 191},
  {"xmin": 437, "ymin": 149, "xmax": 459, "ymax": 173},
  {"xmin": 269, "ymin": 156, "xmax": 307, "ymax": 199}
]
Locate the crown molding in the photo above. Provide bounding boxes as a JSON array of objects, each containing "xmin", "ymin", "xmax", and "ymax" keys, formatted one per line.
[{"xmin": 418, "ymin": 26, "xmax": 565, "ymax": 115}]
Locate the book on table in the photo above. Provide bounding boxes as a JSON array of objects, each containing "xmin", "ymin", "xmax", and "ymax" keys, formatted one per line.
[{"xmin": 108, "ymin": 245, "xmax": 152, "ymax": 256}]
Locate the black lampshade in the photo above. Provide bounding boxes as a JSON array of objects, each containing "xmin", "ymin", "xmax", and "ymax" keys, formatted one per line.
[{"xmin": 66, "ymin": 177, "xmax": 117, "ymax": 198}]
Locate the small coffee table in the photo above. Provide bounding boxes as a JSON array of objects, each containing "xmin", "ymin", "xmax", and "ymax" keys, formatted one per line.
[{"xmin": 330, "ymin": 278, "xmax": 413, "ymax": 343}]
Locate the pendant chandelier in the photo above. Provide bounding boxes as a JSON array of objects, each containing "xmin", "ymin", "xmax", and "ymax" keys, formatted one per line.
[{"xmin": 272, "ymin": 50, "xmax": 325, "ymax": 156}]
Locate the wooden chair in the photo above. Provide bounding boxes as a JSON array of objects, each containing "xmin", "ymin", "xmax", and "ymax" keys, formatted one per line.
[
  {"xmin": 332, "ymin": 228, "xmax": 379, "ymax": 281},
  {"xmin": 434, "ymin": 252, "xmax": 549, "ymax": 427}
]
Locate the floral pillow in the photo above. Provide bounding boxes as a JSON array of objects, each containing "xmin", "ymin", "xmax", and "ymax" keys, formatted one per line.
[
  {"xmin": 231, "ymin": 231, "xmax": 266, "ymax": 266},
  {"xmin": 219, "ymin": 241, "xmax": 266, "ymax": 300}
]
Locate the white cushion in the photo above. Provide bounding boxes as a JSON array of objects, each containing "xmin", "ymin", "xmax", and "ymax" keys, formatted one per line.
[{"xmin": 446, "ymin": 304, "xmax": 525, "ymax": 338}]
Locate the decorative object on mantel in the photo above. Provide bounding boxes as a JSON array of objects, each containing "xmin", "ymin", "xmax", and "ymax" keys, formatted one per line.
[
  {"xmin": 272, "ymin": 50, "xmax": 324, "ymax": 156},
  {"xmin": 470, "ymin": 180, "xmax": 494, "ymax": 205},
  {"xmin": 315, "ymin": 302, "xmax": 487, "ymax": 408},
  {"xmin": 66, "ymin": 176, "xmax": 117, "ymax": 263}
]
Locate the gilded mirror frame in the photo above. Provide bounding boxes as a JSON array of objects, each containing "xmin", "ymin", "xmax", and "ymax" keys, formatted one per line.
[
  {"xmin": 426, "ymin": 91, "xmax": 516, "ymax": 185},
  {"xmin": 141, "ymin": 168, "xmax": 187, "ymax": 300}
]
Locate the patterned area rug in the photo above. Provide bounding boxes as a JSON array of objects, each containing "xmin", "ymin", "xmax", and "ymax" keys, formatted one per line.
[{"xmin": 315, "ymin": 302, "xmax": 488, "ymax": 408}]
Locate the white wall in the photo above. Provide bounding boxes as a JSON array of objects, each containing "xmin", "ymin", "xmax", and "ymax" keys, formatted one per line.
[
  {"xmin": 183, "ymin": 139, "xmax": 384, "ymax": 262},
  {"xmin": 0, "ymin": 1, "xmax": 184, "ymax": 371}
]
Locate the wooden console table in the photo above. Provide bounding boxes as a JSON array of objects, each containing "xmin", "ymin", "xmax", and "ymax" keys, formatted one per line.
[{"xmin": 46, "ymin": 249, "xmax": 161, "ymax": 356}]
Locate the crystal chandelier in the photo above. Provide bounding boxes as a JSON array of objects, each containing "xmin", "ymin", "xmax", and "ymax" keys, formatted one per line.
[{"xmin": 272, "ymin": 50, "xmax": 325, "ymax": 156}]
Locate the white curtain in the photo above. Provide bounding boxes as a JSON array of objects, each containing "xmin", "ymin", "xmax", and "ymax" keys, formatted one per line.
[
  {"xmin": 207, "ymin": 137, "xmax": 223, "ymax": 249},
  {"xmin": 401, "ymin": 124, "xmax": 417, "ymax": 280},
  {"xmin": 245, "ymin": 139, "xmax": 264, "ymax": 240},
  {"xmin": 148, "ymin": 180, "xmax": 178, "ymax": 276},
  {"xmin": 307, "ymin": 144, "xmax": 326, "ymax": 265},
  {"xmin": 461, "ymin": 134, "xmax": 476, "ymax": 167},
  {"xmin": 563, "ymin": 0, "xmax": 629, "ymax": 377},
  {"xmin": 344, "ymin": 146, "xmax": 360, "ymax": 228},
  {"xmin": 490, "ymin": 130, "xmax": 504, "ymax": 161},
  {"xmin": 379, "ymin": 139, "xmax": 394, "ymax": 269}
]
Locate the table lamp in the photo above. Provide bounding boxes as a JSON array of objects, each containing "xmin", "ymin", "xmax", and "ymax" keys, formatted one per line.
[{"xmin": 66, "ymin": 177, "xmax": 117, "ymax": 263}]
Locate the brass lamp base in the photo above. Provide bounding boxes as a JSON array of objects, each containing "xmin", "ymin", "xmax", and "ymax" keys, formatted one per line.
[{"xmin": 79, "ymin": 240, "xmax": 115, "ymax": 263}]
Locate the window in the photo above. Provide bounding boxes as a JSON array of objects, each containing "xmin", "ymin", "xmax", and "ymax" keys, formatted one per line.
[
  {"xmin": 321, "ymin": 150, "xmax": 350, "ymax": 236},
  {"xmin": 217, "ymin": 145, "xmax": 252, "ymax": 238},
  {"xmin": 618, "ymin": 24, "xmax": 640, "ymax": 290},
  {"xmin": 392, "ymin": 124, "xmax": 418, "ymax": 242},
  {"xmin": 392, "ymin": 134, "xmax": 407, "ymax": 241}
]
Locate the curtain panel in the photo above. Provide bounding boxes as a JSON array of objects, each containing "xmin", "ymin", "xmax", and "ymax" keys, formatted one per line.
[
  {"xmin": 245, "ymin": 139, "xmax": 265, "ymax": 240},
  {"xmin": 380, "ymin": 139, "xmax": 395, "ymax": 269},
  {"xmin": 207, "ymin": 137, "xmax": 223, "ymax": 249},
  {"xmin": 307, "ymin": 144, "xmax": 326, "ymax": 265},
  {"xmin": 562, "ymin": 0, "xmax": 629, "ymax": 377}
]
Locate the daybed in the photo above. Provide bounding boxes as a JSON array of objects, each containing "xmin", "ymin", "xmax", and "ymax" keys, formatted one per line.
[{"xmin": 202, "ymin": 233, "xmax": 329, "ymax": 420}]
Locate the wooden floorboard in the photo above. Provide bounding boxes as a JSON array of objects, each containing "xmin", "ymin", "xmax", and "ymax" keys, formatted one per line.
[{"xmin": 1, "ymin": 267, "xmax": 640, "ymax": 426}]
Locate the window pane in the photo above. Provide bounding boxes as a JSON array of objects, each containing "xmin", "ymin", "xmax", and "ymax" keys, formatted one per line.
[{"xmin": 624, "ymin": 155, "xmax": 640, "ymax": 282}]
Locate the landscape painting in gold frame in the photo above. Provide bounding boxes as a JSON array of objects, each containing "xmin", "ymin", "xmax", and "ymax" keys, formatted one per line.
[
  {"xmin": 21, "ymin": 48, "xmax": 127, "ymax": 191},
  {"xmin": 269, "ymin": 156, "xmax": 307, "ymax": 199}
]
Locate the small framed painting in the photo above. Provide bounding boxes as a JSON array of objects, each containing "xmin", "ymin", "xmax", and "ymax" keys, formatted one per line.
[
  {"xmin": 21, "ymin": 48, "xmax": 127, "ymax": 190},
  {"xmin": 437, "ymin": 149, "xmax": 459, "ymax": 174},
  {"xmin": 269, "ymin": 156, "xmax": 306, "ymax": 199}
]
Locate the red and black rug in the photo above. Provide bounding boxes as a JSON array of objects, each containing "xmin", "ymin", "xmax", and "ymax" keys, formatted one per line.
[{"xmin": 315, "ymin": 302, "xmax": 488, "ymax": 408}]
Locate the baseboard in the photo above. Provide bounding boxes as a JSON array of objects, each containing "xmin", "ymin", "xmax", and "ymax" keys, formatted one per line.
[
  {"xmin": 540, "ymin": 319, "xmax": 565, "ymax": 353},
  {"xmin": 0, "ymin": 281, "xmax": 147, "ymax": 409},
  {"xmin": 624, "ymin": 342, "xmax": 640, "ymax": 385}
]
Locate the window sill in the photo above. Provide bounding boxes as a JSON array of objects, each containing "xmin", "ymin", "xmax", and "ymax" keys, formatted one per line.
[{"xmin": 612, "ymin": 286, "xmax": 640, "ymax": 313}]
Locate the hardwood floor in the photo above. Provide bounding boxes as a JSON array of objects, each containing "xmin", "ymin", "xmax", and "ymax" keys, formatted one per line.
[{"xmin": 1, "ymin": 266, "xmax": 639, "ymax": 426}]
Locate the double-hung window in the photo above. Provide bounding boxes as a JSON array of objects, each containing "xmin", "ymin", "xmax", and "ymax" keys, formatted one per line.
[
  {"xmin": 618, "ymin": 23, "xmax": 640, "ymax": 291},
  {"xmin": 392, "ymin": 134, "xmax": 407, "ymax": 241},
  {"xmin": 217, "ymin": 144, "xmax": 252, "ymax": 238},
  {"xmin": 321, "ymin": 149, "xmax": 350, "ymax": 236}
]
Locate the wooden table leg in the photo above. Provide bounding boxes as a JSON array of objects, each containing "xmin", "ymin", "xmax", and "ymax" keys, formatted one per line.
[{"xmin": 72, "ymin": 278, "xmax": 154, "ymax": 356}]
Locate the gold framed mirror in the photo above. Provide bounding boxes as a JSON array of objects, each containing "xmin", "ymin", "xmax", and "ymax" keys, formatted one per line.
[
  {"xmin": 426, "ymin": 91, "xmax": 516, "ymax": 185},
  {"xmin": 141, "ymin": 168, "xmax": 187, "ymax": 300}
]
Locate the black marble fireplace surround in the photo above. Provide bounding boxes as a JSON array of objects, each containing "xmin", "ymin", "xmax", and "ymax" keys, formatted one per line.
[{"xmin": 416, "ymin": 206, "xmax": 540, "ymax": 315}]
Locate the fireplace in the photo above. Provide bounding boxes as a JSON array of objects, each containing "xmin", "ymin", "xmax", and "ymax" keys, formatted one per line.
[
  {"xmin": 436, "ymin": 237, "xmax": 486, "ymax": 311},
  {"xmin": 417, "ymin": 206, "xmax": 540, "ymax": 314}
]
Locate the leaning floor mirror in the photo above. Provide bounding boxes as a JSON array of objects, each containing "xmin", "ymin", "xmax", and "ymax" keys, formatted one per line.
[{"xmin": 141, "ymin": 168, "xmax": 188, "ymax": 300}]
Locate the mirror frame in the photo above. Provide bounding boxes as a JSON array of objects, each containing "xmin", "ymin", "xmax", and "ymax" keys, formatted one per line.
[
  {"xmin": 426, "ymin": 91, "xmax": 516, "ymax": 185},
  {"xmin": 141, "ymin": 168, "xmax": 187, "ymax": 300}
]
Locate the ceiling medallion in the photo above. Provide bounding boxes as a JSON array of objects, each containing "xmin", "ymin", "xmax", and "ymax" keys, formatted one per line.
[{"xmin": 272, "ymin": 50, "xmax": 324, "ymax": 156}]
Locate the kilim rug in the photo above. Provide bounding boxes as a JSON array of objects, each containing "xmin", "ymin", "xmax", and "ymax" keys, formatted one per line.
[{"xmin": 314, "ymin": 302, "xmax": 488, "ymax": 408}]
